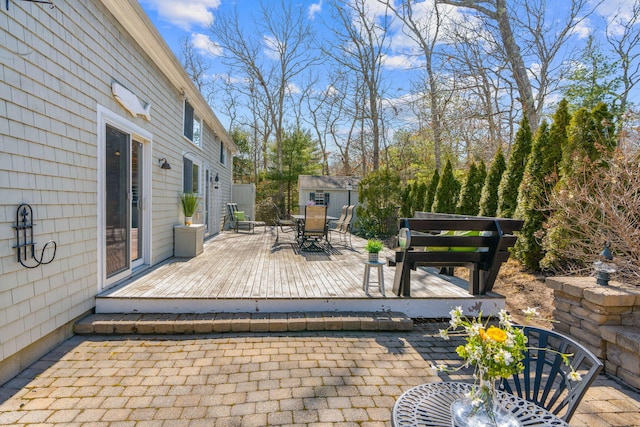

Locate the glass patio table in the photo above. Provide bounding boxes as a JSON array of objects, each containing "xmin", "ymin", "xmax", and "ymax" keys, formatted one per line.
[{"xmin": 392, "ymin": 382, "xmax": 570, "ymax": 427}]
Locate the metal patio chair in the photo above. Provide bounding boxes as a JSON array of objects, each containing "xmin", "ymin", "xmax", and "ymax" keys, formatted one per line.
[
  {"xmin": 274, "ymin": 203, "xmax": 297, "ymax": 243},
  {"xmin": 499, "ymin": 325, "xmax": 603, "ymax": 422},
  {"xmin": 297, "ymin": 205, "xmax": 328, "ymax": 251},
  {"xmin": 328, "ymin": 205, "xmax": 354, "ymax": 248}
]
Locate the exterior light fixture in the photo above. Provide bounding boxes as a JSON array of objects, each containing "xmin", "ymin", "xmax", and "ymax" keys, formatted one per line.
[
  {"xmin": 159, "ymin": 158, "xmax": 171, "ymax": 170},
  {"xmin": 594, "ymin": 242, "xmax": 616, "ymax": 286}
]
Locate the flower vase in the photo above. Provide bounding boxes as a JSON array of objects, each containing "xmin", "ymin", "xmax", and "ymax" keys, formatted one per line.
[
  {"xmin": 368, "ymin": 252, "xmax": 379, "ymax": 263},
  {"xmin": 184, "ymin": 216, "xmax": 193, "ymax": 226},
  {"xmin": 451, "ymin": 379, "xmax": 521, "ymax": 427}
]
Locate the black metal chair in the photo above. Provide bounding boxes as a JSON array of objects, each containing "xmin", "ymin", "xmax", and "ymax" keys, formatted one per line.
[
  {"xmin": 499, "ymin": 326, "xmax": 603, "ymax": 422},
  {"xmin": 273, "ymin": 203, "xmax": 297, "ymax": 243}
]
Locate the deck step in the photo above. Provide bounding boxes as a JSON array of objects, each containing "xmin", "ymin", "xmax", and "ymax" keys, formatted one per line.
[{"xmin": 74, "ymin": 311, "xmax": 414, "ymax": 335}]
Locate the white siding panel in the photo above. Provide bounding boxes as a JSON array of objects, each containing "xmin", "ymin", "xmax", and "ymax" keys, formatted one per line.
[{"xmin": 0, "ymin": 0, "xmax": 231, "ymax": 376}]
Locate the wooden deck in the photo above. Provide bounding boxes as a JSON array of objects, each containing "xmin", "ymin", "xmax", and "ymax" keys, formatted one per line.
[{"xmin": 96, "ymin": 227, "xmax": 505, "ymax": 317}]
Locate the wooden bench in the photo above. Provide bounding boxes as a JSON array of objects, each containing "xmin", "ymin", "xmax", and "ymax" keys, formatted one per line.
[{"xmin": 391, "ymin": 213, "xmax": 523, "ymax": 296}]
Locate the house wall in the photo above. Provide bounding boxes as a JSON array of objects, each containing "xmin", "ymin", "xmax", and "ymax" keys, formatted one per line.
[{"xmin": 0, "ymin": 1, "xmax": 231, "ymax": 384}]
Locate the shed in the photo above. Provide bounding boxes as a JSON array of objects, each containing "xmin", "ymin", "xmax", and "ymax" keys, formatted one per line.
[{"xmin": 298, "ymin": 175, "xmax": 360, "ymax": 220}]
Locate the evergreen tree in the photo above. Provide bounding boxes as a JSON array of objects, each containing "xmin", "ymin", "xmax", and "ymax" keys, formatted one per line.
[
  {"xmin": 541, "ymin": 103, "xmax": 617, "ymax": 270},
  {"xmin": 514, "ymin": 100, "xmax": 571, "ymax": 270},
  {"xmin": 479, "ymin": 150, "xmax": 506, "ymax": 217},
  {"xmin": 456, "ymin": 161, "xmax": 485, "ymax": 215},
  {"xmin": 268, "ymin": 128, "xmax": 321, "ymax": 213},
  {"xmin": 399, "ymin": 182, "xmax": 414, "ymax": 218},
  {"xmin": 413, "ymin": 181, "xmax": 428, "ymax": 215},
  {"xmin": 513, "ymin": 121, "xmax": 551, "ymax": 269},
  {"xmin": 498, "ymin": 116, "xmax": 532, "ymax": 218},
  {"xmin": 432, "ymin": 159, "xmax": 460, "ymax": 213},
  {"xmin": 424, "ymin": 169, "xmax": 439, "ymax": 212}
]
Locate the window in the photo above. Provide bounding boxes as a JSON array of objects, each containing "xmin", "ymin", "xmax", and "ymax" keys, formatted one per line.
[
  {"xmin": 183, "ymin": 100, "xmax": 201, "ymax": 147},
  {"xmin": 220, "ymin": 142, "xmax": 226, "ymax": 165},
  {"xmin": 183, "ymin": 156, "xmax": 200, "ymax": 194},
  {"xmin": 310, "ymin": 191, "xmax": 330, "ymax": 206}
]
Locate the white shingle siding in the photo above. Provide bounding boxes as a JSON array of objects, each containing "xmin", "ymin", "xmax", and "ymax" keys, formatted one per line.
[{"xmin": 0, "ymin": 0, "xmax": 233, "ymax": 375}]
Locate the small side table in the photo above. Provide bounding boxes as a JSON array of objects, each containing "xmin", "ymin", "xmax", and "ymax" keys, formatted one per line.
[{"xmin": 363, "ymin": 260, "xmax": 385, "ymax": 296}]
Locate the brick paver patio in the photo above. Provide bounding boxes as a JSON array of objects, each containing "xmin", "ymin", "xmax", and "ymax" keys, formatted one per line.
[{"xmin": 1, "ymin": 321, "xmax": 639, "ymax": 426}]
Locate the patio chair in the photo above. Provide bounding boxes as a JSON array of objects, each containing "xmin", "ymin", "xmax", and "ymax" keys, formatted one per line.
[
  {"xmin": 226, "ymin": 203, "xmax": 263, "ymax": 233},
  {"xmin": 297, "ymin": 205, "xmax": 328, "ymax": 251},
  {"xmin": 329, "ymin": 205, "xmax": 354, "ymax": 248},
  {"xmin": 499, "ymin": 325, "xmax": 603, "ymax": 422},
  {"xmin": 274, "ymin": 203, "xmax": 297, "ymax": 243}
]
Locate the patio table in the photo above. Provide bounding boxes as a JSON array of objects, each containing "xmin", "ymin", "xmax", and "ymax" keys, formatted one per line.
[{"xmin": 392, "ymin": 382, "xmax": 570, "ymax": 426}]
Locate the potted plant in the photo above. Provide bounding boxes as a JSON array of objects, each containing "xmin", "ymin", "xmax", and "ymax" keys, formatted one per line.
[
  {"xmin": 365, "ymin": 239, "xmax": 384, "ymax": 263},
  {"xmin": 180, "ymin": 193, "xmax": 199, "ymax": 225}
]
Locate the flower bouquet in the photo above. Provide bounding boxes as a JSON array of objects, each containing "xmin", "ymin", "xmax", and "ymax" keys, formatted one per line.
[{"xmin": 437, "ymin": 307, "xmax": 581, "ymax": 427}]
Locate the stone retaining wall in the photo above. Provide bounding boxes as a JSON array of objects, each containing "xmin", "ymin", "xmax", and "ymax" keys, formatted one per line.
[{"xmin": 546, "ymin": 277, "xmax": 640, "ymax": 390}]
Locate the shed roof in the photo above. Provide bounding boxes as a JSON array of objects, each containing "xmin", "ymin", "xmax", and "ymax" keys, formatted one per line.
[{"xmin": 298, "ymin": 175, "xmax": 360, "ymax": 190}]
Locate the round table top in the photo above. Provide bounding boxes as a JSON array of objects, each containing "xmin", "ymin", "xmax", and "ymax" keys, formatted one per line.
[{"xmin": 392, "ymin": 382, "xmax": 570, "ymax": 427}]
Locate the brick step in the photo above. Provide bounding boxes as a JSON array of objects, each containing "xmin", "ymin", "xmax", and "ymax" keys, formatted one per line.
[{"xmin": 74, "ymin": 311, "xmax": 414, "ymax": 335}]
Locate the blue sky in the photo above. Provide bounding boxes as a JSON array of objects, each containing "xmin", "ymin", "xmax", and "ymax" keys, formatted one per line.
[{"xmin": 139, "ymin": 0, "xmax": 638, "ymax": 131}]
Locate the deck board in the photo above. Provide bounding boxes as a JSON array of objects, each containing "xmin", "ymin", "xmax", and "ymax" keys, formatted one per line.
[{"xmin": 100, "ymin": 227, "xmax": 476, "ymax": 302}]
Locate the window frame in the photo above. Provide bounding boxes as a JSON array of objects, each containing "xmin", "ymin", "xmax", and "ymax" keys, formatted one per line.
[{"xmin": 183, "ymin": 100, "xmax": 202, "ymax": 147}]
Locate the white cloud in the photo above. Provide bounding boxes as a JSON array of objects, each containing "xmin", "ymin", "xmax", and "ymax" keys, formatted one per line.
[
  {"xmin": 191, "ymin": 33, "xmax": 223, "ymax": 57},
  {"xmin": 262, "ymin": 35, "xmax": 281, "ymax": 60},
  {"xmin": 382, "ymin": 54, "xmax": 420, "ymax": 70},
  {"xmin": 140, "ymin": 0, "xmax": 220, "ymax": 30},
  {"xmin": 308, "ymin": 1, "xmax": 322, "ymax": 20}
]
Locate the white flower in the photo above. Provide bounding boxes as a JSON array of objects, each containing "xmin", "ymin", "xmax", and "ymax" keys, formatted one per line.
[
  {"xmin": 568, "ymin": 371, "xmax": 582, "ymax": 381},
  {"xmin": 437, "ymin": 364, "xmax": 448, "ymax": 372},
  {"xmin": 523, "ymin": 307, "xmax": 540, "ymax": 320},
  {"xmin": 439, "ymin": 329, "xmax": 450, "ymax": 340},
  {"xmin": 499, "ymin": 309, "xmax": 512, "ymax": 326}
]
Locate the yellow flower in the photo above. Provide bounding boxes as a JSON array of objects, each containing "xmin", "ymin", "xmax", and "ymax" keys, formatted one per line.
[{"xmin": 485, "ymin": 326, "xmax": 507, "ymax": 342}]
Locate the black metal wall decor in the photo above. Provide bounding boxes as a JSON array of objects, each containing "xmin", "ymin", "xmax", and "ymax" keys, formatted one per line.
[
  {"xmin": 13, "ymin": 204, "xmax": 57, "ymax": 268},
  {"xmin": 6, "ymin": 0, "xmax": 54, "ymax": 11}
]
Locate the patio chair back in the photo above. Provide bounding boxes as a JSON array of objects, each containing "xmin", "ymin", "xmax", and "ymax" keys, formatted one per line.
[
  {"xmin": 303, "ymin": 205, "xmax": 327, "ymax": 236},
  {"xmin": 499, "ymin": 326, "xmax": 603, "ymax": 422},
  {"xmin": 274, "ymin": 203, "xmax": 297, "ymax": 242}
]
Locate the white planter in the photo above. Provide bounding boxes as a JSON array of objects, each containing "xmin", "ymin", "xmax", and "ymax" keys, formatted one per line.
[
  {"xmin": 368, "ymin": 252, "xmax": 379, "ymax": 263},
  {"xmin": 174, "ymin": 224, "xmax": 204, "ymax": 257},
  {"xmin": 184, "ymin": 216, "xmax": 193, "ymax": 226}
]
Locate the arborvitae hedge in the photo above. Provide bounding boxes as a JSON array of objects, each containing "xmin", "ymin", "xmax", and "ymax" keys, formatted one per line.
[
  {"xmin": 479, "ymin": 150, "xmax": 506, "ymax": 217},
  {"xmin": 514, "ymin": 100, "xmax": 570, "ymax": 270},
  {"xmin": 541, "ymin": 103, "xmax": 616, "ymax": 270},
  {"xmin": 432, "ymin": 159, "xmax": 460, "ymax": 213},
  {"xmin": 424, "ymin": 169, "xmax": 439, "ymax": 212},
  {"xmin": 457, "ymin": 161, "xmax": 485, "ymax": 215},
  {"xmin": 498, "ymin": 115, "xmax": 532, "ymax": 218}
]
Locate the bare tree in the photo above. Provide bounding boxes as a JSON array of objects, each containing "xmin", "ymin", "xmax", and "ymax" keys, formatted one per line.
[
  {"xmin": 605, "ymin": 0, "xmax": 640, "ymax": 118},
  {"xmin": 179, "ymin": 35, "xmax": 210, "ymax": 92},
  {"xmin": 323, "ymin": 0, "xmax": 390, "ymax": 171},
  {"xmin": 437, "ymin": 0, "xmax": 600, "ymax": 133},
  {"xmin": 208, "ymin": 0, "xmax": 317, "ymax": 179},
  {"xmin": 381, "ymin": 0, "xmax": 446, "ymax": 171}
]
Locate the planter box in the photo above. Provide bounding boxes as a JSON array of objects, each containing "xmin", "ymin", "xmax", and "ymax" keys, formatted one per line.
[{"xmin": 174, "ymin": 224, "xmax": 204, "ymax": 257}]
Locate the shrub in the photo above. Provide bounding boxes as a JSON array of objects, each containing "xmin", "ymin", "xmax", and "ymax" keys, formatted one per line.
[{"xmin": 479, "ymin": 150, "xmax": 506, "ymax": 217}]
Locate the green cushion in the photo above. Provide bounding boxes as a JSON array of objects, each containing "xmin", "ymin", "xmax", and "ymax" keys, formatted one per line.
[
  {"xmin": 234, "ymin": 211, "xmax": 246, "ymax": 221},
  {"xmin": 449, "ymin": 230, "xmax": 480, "ymax": 252},
  {"xmin": 425, "ymin": 230, "xmax": 481, "ymax": 252}
]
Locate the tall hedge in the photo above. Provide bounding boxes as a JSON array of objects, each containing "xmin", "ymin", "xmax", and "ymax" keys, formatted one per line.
[
  {"xmin": 457, "ymin": 161, "xmax": 486, "ymax": 215},
  {"xmin": 541, "ymin": 103, "xmax": 616, "ymax": 270},
  {"xmin": 432, "ymin": 159, "xmax": 460, "ymax": 213},
  {"xmin": 514, "ymin": 100, "xmax": 570, "ymax": 270},
  {"xmin": 479, "ymin": 150, "xmax": 506, "ymax": 217},
  {"xmin": 498, "ymin": 115, "xmax": 532, "ymax": 218},
  {"xmin": 424, "ymin": 169, "xmax": 439, "ymax": 212}
]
